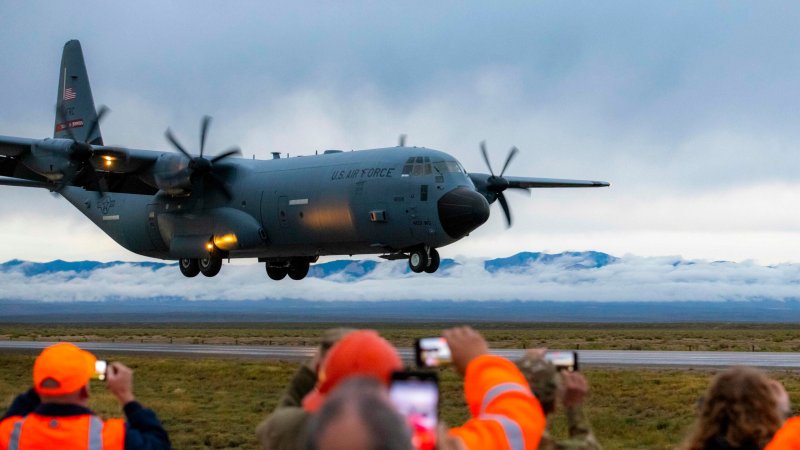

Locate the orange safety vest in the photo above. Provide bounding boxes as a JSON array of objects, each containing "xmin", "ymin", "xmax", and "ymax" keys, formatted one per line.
[
  {"xmin": 767, "ymin": 417, "xmax": 800, "ymax": 450},
  {"xmin": 449, "ymin": 355, "xmax": 546, "ymax": 450},
  {"xmin": 0, "ymin": 413, "xmax": 125, "ymax": 450}
]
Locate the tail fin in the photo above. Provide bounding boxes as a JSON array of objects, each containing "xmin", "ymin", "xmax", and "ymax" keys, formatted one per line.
[{"xmin": 54, "ymin": 40, "xmax": 103, "ymax": 145}]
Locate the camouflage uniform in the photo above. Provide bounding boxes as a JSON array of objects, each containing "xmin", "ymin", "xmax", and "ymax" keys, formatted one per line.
[
  {"xmin": 256, "ymin": 328, "xmax": 354, "ymax": 450},
  {"xmin": 516, "ymin": 354, "xmax": 603, "ymax": 450}
]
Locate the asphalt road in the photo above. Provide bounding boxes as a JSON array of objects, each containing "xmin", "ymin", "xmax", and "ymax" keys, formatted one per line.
[{"xmin": 2, "ymin": 341, "xmax": 800, "ymax": 369}]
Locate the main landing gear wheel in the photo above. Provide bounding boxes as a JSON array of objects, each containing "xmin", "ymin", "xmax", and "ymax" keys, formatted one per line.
[
  {"xmin": 199, "ymin": 256, "xmax": 222, "ymax": 277},
  {"xmin": 288, "ymin": 260, "xmax": 310, "ymax": 281},
  {"xmin": 408, "ymin": 248, "xmax": 430, "ymax": 273},
  {"xmin": 424, "ymin": 248, "xmax": 440, "ymax": 274},
  {"xmin": 266, "ymin": 265, "xmax": 288, "ymax": 280},
  {"xmin": 179, "ymin": 258, "xmax": 200, "ymax": 278}
]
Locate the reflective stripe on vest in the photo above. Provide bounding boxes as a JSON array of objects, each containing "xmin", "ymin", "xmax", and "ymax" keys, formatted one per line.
[
  {"xmin": 8, "ymin": 418, "xmax": 25, "ymax": 450},
  {"xmin": 479, "ymin": 413, "xmax": 524, "ymax": 450},
  {"xmin": 480, "ymin": 382, "xmax": 531, "ymax": 414},
  {"xmin": 88, "ymin": 416, "xmax": 103, "ymax": 450}
]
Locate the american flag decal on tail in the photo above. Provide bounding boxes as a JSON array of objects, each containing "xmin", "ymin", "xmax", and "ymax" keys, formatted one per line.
[{"xmin": 63, "ymin": 87, "xmax": 76, "ymax": 101}]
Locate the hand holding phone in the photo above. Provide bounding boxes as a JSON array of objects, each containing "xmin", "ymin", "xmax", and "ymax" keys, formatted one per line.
[{"xmin": 390, "ymin": 371, "xmax": 439, "ymax": 450}]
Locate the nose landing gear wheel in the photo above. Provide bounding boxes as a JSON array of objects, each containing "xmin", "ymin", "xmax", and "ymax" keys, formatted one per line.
[
  {"xmin": 408, "ymin": 248, "xmax": 430, "ymax": 273},
  {"xmin": 266, "ymin": 265, "xmax": 288, "ymax": 280},
  {"xmin": 199, "ymin": 256, "xmax": 222, "ymax": 277},
  {"xmin": 288, "ymin": 260, "xmax": 310, "ymax": 280},
  {"xmin": 179, "ymin": 258, "xmax": 200, "ymax": 278},
  {"xmin": 424, "ymin": 248, "xmax": 440, "ymax": 274}
]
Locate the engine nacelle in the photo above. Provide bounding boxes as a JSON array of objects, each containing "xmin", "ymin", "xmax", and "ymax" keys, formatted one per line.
[
  {"xmin": 145, "ymin": 153, "xmax": 192, "ymax": 195},
  {"xmin": 22, "ymin": 138, "xmax": 75, "ymax": 180}
]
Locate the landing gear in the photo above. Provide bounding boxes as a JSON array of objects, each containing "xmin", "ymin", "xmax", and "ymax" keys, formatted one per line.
[
  {"xmin": 288, "ymin": 259, "xmax": 310, "ymax": 280},
  {"xmin": 266, "ymin": 265, "xmax": 288, "ymax": 280},
  {"xmin": 265, "ymin": 258, "xmax": 313, "ymax": 281},
  {"xmin": 409, "ymin": 247, "xmax": 440, "ymax": 274},
  {"xmin": 179, "ymin": 258, "xmax": 200, "ymax": 278},
  {"xmin": 424, "ymin": 248, "xmax": 440, "ymax": 274},
  {"xmin": 409, "ymin": 248, "xmax": 429, "ymax": 273},
  {"xmin": 199, "ymin": 255, "xmax": 223, "ymax": 277}
]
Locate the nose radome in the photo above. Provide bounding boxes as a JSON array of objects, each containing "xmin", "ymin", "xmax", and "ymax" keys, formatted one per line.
[{"xmin": 437, "ymin": 187, "xmax": 491, "ymax": 239}]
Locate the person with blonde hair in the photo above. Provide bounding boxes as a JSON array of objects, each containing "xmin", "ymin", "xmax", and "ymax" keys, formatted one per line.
[{"xmin": 680, "ymin": 366, "xmax": 790, "ymax": 450}]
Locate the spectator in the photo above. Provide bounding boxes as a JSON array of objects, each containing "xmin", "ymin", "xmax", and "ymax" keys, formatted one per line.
[
  {"xmin": 445, "ymin": 326, "xmax": 546, "ymax": 450},
  {"xmin": 680, "ymin": 366, "xmax": 788, "ymax": 450},
  {"xmin": 256, "ymin": 329, "xmax": 402, "ymax": 450},
  {"xmin": 0, "ymin": 342, "xmax": 170, "ymax": 450},
  {"xmin": 516, "ymin": 350, "xmax": 602, "ymax": 450},
  {"xmin": 274, "ymin": 328, "xmax": 355, "ymax": 410},
  {"xmin": 306, "ymin": 377, "xmax": 412, "ymax": 450}
]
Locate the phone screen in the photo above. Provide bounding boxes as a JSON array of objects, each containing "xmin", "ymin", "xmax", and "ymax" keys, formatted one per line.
[
  {"xmin": 94, "ymin": 360, "xmax": 108, "ymax": 381},
  {"xmin": 415, "ymin": 337, "xmax": 452, "ymax": 368},
  {"xmin": 390, "ymin": 373, "xmax": 438, "ymax": 450},
  {"xmin": 544, "ymin": 351, "xmax": 578, "ymax": 372}
]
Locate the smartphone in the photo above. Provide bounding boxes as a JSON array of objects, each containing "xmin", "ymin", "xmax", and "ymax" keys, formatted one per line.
[
  {"xmin": 94, "ymin": 360, "xmax": 108, "ymax": 381},
  {"xmin": 414, "ymin": 337, "xmax": 452, "ymax": 368},
  {"xmin": 544, "ymin": 351, "xmax": 578, "ymax": 372},
  {"xmin": 390, "ymin": 371, "xmax": 439, "ymax": 450}
]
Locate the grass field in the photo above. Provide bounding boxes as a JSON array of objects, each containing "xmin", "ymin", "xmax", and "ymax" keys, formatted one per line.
[
  {"xmin": 3, "ymin": 322, "xmax": 800, "ymax": 351},
  {"xmin": 2, "ymin": 323, "xmax": 800, "ymax": 449}
]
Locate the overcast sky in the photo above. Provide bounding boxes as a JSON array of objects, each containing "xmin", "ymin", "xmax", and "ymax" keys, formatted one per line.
[{"xmin": 1, "ymin": 1, "xmax": 799, "ymax": 264}]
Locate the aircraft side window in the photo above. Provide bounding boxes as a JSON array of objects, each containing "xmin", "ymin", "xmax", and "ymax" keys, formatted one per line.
[
  {"xmin": 412, "ymin": 163, "xmax": 423, "ymax": 176},
  {"xmin": 433, "ymin": 162, "xmax": 447, "ymax": 173},
  {"xmin": 423, "ymin": 163, "xmax": 432, "ymax": 175},
  {"xmin": 402, "ymin": 164, "xmax": 413, "ymax": 176}
]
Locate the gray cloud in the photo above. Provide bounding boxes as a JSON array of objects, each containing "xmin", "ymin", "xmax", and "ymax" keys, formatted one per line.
[{"xmin": 0, "ymin": 2, "xmax": 799, "ymax": 264}]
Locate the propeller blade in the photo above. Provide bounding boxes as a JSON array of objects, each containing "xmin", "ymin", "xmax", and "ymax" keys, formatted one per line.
[
  {"xmin": 497, "ymin": 193, "xmax": 512, "ymax": 228},
  {"xmin": 480, "ymin": 141, "xmax": 495, "ymax": 177},
  {"xmin": 206, "ymin": 172, "xmax": 234, "ymax": 201},
  {"xmin": 210, "ymin": 147, "xmax": 241, "ymax": 163},
  {"xmin": 499, "ymin": 146, "xmax": 518, "ymax": 178},
  {"xmin": 165, "ymin": 129, "xmax": 193, "ymax": 159},
  {"xmin": 199, "ymin": 116, "xmax": 211, "ymax": 158},
  {"xmin": 83, "ymin": 105, "xmax": 109, "ymax": 145}
]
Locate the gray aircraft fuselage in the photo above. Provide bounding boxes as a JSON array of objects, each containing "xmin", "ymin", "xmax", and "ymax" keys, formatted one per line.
[{"xmin": 59, "ymin": 147, "xmax": 476, "ymax": 260}]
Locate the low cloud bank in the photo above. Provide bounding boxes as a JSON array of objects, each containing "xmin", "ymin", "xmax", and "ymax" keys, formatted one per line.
[{"xmin": 0, "ymin": 252, "xmax": 798, "ymax": 303}]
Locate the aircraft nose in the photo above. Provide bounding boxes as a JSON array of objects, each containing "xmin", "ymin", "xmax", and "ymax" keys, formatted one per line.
[{"xmin": 437, "ymin": 187, "xmax": 491, "ymax": 239}]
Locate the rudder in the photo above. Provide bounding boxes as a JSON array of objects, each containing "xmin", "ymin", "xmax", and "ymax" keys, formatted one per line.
[{"xmin": 54, "ymin": 40, "xmax": 103, "ymax": 145}]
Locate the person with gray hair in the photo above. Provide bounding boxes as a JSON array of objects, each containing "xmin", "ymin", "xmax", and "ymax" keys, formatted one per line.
[{"xmin": 306, "ymin": 377, "xmax": 413, "ymax": 450}]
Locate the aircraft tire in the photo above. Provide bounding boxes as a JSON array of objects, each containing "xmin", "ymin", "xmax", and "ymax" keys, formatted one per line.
[
  {"xmin": 288, "ymin": 260, "xmax": 310, "ymax": 280},
  {"xmin": 179, "ymin": 258, "xmax": 200, "ymax": 278},
  {"xmin": 409, "ymin": 249, "xmax": 429, "ymax": 273},
  {"xmin": 266, "ymin": 265, "xmax": 288, "ymax": 281},
  {"xmin": 199, "ymin": 256, "xmax": 223, "ymax": 277},
  {"xmin": 424, "ymin": 249, "xmax": 440, "ymax": 274}
]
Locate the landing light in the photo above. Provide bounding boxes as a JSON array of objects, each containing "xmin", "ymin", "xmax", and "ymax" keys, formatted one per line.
[{"xmin": 206, "ymin": 243, "xmax": 214, "ymax": 251}]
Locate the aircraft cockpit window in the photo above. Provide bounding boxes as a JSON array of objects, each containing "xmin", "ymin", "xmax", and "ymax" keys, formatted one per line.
[
  {"xmin": 433, "ymin": 160, "xmax": 465, "ymax": 174},
  {"xmin": 403, "ymin": 156, "xmax": 434, "ymax": 176}
]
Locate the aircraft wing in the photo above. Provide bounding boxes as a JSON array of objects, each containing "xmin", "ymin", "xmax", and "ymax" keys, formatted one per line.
[
  {"xmin": 0, "ymin": 176, "xmax": 50, "ymax": 189},
  {"xmin": 0, "ymin": 135, "xmax": 35, "ymax": 157},
  {"xmin": 88, "ymin": 146, "xmax": 160, "ymax": 174},
  {"xmin": 504, "ymin": 176, "xmax": 610, "ymax": 188}
]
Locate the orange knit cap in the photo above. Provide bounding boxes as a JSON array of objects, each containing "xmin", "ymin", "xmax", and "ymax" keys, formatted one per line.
[
  {"xmin": 33, "ymin": 342, "xmax": 97, "ymax": 396},
  {"xmin": 303, "ymin": 330, "xmax": 402, "ymax": 412}
]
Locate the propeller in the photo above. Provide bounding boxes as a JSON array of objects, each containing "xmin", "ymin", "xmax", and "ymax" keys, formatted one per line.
[
  {"xmin": 479, "ymin": 141, "xmax": 520, "ymax": 228},
  {"xmin": 53, "ymin": 105, "xmax": 109, "ymax": 198},
  {"xmin": 163, "ymin": 116, "xmax": 241, "ymax": 204}
]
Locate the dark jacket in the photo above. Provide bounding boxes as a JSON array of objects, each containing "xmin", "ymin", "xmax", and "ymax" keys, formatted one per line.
[{"xmin": 1, "ymin": 389, "xmax": 171, "ymax": 450}]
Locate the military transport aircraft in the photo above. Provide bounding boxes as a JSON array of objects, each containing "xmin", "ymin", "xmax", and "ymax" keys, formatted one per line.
[{"xmin": 0, "ymin": 40, "xmax": 610, "ymax": 280}]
